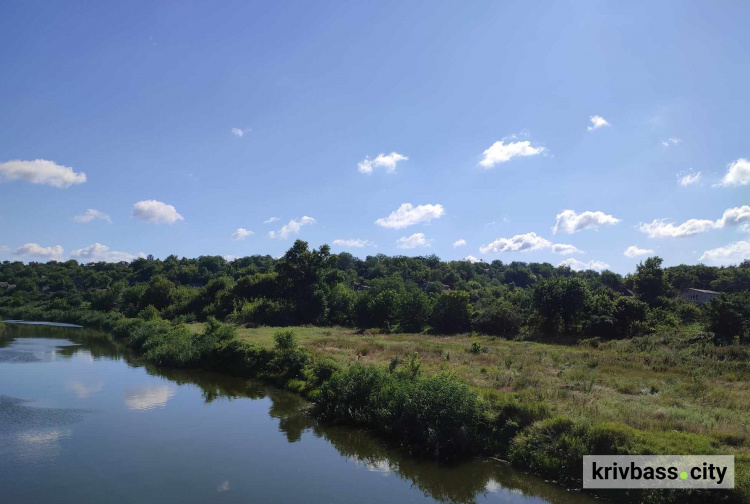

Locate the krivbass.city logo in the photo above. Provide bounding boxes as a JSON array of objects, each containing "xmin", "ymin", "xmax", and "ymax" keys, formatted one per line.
[{"xmin": 583, "ymin": 455, "xmax": 734, "ymax": 489}]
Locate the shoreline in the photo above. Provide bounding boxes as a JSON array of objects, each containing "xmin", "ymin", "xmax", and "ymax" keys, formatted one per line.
[{"xmin": 1, "ymin": 309, "xmax": 747, "ymax": 504}]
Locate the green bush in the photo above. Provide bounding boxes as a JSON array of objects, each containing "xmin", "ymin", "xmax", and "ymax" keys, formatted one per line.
[
  {"xmin": 431, "ymin": 291, "xmax": 472, "ymax": 334},
  {"xmin": 316, "ymin": 365, "xmax": 483, "ymax": 460},
  {"xmin": 268, "ymin": 329, "xmax": 310, "ymax": 380}
]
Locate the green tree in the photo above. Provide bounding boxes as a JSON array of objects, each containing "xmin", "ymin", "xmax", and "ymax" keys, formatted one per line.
[
  {"xmin": 431, "ymin": 291, "xmax": 472, "ymax": 334},
  {"xmin": 399, "ymin": 290, "xmax": 432, "ymax": 333},
  {"xmin": 633, "ymin": 257, "xmax": 668, "ymax": 305},
  {"xmin": 534, "ymin": 277, "xmax": 590, "ymax": 335}
]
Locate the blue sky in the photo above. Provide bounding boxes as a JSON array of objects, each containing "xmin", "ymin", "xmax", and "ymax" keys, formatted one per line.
[{"xmin": 0, "ymin": 1, "xmax": 748, "ymax": 273}]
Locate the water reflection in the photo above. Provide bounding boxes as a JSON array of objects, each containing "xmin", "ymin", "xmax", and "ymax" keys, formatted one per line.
[
  {"xmin": 124, "ymin": 384, "xmax": 177, "ymax": 411},
  {"xmin": 0, "ymin": 395, "xmax": 83, "ymax": 464},
  {"xmin": 66, "ymin": 380, "xmax": 104, "ymax": 398}
]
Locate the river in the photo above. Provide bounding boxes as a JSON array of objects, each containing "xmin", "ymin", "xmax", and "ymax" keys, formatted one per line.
[{"xmin": 0, "ymin": 324, "xmax": 598, "ymax": 504}]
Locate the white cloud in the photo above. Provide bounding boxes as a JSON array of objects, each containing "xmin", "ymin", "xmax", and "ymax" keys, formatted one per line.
[
  {"xmin": 716, "ymin": 205, "xmax": 750, "ymax": 228},
  {"xmin": 453, "ymin": 239, "xmax": 467, "ymax": 248},
  {"xmin": 74, "ymin": 209, "xmax": 112, "ymax": 224},
  {"xmin": 70, "ymin": 243, "xmax": 141, "ymax": 263},
  {"xmin": 558, "ymin": 258, "xmax": 610, "ymax": 271},
  {"xmin": 332, "ymin": 238, "xmax": 373, "ymax": 248},
  {"xmin": 678, "ymin": 171, "xmax": 701, "ymax": 187},
  {"xmin": 716, "ymin": 158, "xmax": 750, "ymax": 187},
  {"xmin": 358, "ymin": 152, "xmax": 408, "ymax": 174},
  {"xmin": 479, "ymin": 232, "xmax": 581, "ymax": 255},
  {"xmin": 479, "ymin": 232, "xmax": 552, "ymax": 253},
  {"xmin": 0, "ymin": 159, "xmax": 86, "ymax": 188},
  {"xmin": 587, "ymin": 116, "xmax": 609, "ymax": 131},
  {"xmin": 14, "ymin": 243, "xmax": 64, "ymax": 261},
  {"xmin": 638, "ymin": 205, "xmax": 750, "ymax": 238},
  {"xmin": 0, "ymin": 245, "xmax": 9, "ymax": 252},
  {"xmin": 479, "ymin": 138, "xmax": 545, "ymax": 168},
  {"xmin": 374, "ymin": 203, "xmax": 445, "ymax": 229},
  {"xmin": 268, "ymin": 216, "xmax": 316, "ymax": 239},
  {"xmin": 396, "ymin": 233, "xmax": 431, "ymax": 249},
  {"xmin": 132, "ymin": 200, "xmax": 184, "ymax": 224},
  {"xmin": 231, "ymin": 127, "xmax": 250, "ymax": 137},
  {"xmin": 624, "ymin": 245, "xmax": 654, "ymax": 258},
  {"xmin": 553, "ymin": 210, "xmax": 620, "ymax": 234},
  {"xmin": 638, "ymin": 218, "xmax": 715, "ymax": 238},
  {"xmin": 661, "ymin": 137, "xmax": 682, "ymax": 147},
  {"xmin": 551, "ymin": 243, "xmax": 583, "ymax": 255},
  {"xmin": 464, "ymin": 255, "xmax": 482, "ymax": 263},
  {"xmin": 231, "ymin": 228, "xmax": 254, "ymax": 240},
  {"xmin": 264, "ymin": 217, "xmax": 279, "ymax": 224},
  {"xmin": 700, "ymin": 241, "xmax": 750, "ymax": 266}
]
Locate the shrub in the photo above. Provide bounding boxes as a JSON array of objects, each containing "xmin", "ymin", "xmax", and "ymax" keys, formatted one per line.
[
  {"xmin": 315, "ymin": 365, "xmax": 483, "ymax": 460},
  {"xmin": 473, "ymin": 300, "xmax": 522, "ymax": 337},
  {"xmin": 268, "ymin": 330, "xmax": 310, "ymax": 380}
]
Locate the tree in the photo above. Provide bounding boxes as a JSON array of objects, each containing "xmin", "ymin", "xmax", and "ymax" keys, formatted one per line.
[
  {"xmin": 399, "ymin": 290, "xmax": 432, "ymax": 333},
  {"xmin": 634, "ymin": 257, "xmax": 668, "ymax": 305},
  {"xmin": 703, "ymin": 292, "xmax": 750, "ymax": 343},
  {"xmin": 431, "ymin": 291, "xmax": 472, "ymax": 334},
  {"xmin": 534, "ymin": 277, "xmax": 590, "ymax": 335},
  {"xmin": 369, "ymin": 289, "xmax": 401, "ymax": 333},
  {"xmin": 473, "ymin": 300, "xmax": 522, "ymax": 337},
  {"xmin": 142, "ymin": 275, "xmax": 176, "ymax": 311}
]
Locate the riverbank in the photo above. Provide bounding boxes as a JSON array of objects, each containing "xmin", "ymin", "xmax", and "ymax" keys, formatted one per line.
[{"xmin": 1, "ymin": 308, "xmax": 747, "ymax": 503}]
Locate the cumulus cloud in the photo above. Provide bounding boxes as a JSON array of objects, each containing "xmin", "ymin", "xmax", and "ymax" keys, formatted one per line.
[
  {"xmin": 624, "ymin": 245, "xmax": 654, "ymax": 258},
  {"xmin": 638, "ymin": 205, "xmax": 750, "ymax": 238},
  {"xmin": 716, "ymin": 205, "xmax": 750, "ymax": 228},
  {"xmin": 74, "ymin": 209, "xmax": 112, "ymax": 224},
  {"xmin": 375, "ymin": 203, "xmax": 445, "ymax": 229},
  {"xmin": 678, "ymin": 171, "xmax": 701, "ymax": 187},
  {"xmin": 70, "ymin": 243, "xmax": 142, "ymax": 263},
  {"xmin": 358, "ymin": 152, "xmax": 408, "ymax": 174},
  {"xmin": 453, "ymin": 239, "xmax": 467, "ymax": 248},
  {"xmin": 479, "ymin": 232, "xmax": 551, "ymax": 253},
  {"xmin": 716, "ymin": 158, "xmax": 750, "ymax": 187},
  {"xmin": 551, "ymin": 243, "xmax": 583, "ymax": 255},
  {"xmin": 231, "ymin": 228, "xmax": 254, "ymax": 240},
  {"xmin": 479, "ymin": 138, "xmax": 545, "ymax": 168},
  {"xmin": 700, "ymin": 241, "xmax": 750, "ymax": 266},
  {"xmin": 638, "ymin": 218, "xmax": 715, "ymax": 238},
  {"xmin": 132, "ymin": 200, "xmax": 184, "ymax": 224},
  {"xmin": 558, "ymin": 258, "xmax": 610, "ymax": 271},
  {"xmin": 661, "ymin": 137, "xmax": 682, "ymax": 147},
  {"xmin": 231, "ymin": 127, "xmax": 250, "ymax": 137},
  {"xmin": 264, "ymin": 217, "xmax": 279, "ymax": 224},
  {"xmin": 14, "ymin": 243, "xmax": 64, "ymax": 261},
  {"xmin": 332, "ymin": 238, "xmax": 373, "ymax": 248},
  {"xmin": 0, "ymin": 245, "xmax": 9, "ymax": 252},
  {"xmin": 464, "ymin": 255, "xmax": 482, "ymax": 263},
  {"xmin": 553, "ymin": 210, "xmax": 621, "ymax": 234},
  {"xmin": 479, "ymin": 232, "xmax": 581, "ymax": 255},
  {"xmin": 587, "ymin": 116, "xmax": 609, "ymax": 131},
  {"xmin": 396, "ymin": 233, "xmax": 431, "ymax": 249},
  {"xmin": 268, "ymin": 216, "xmax": 316, "ymax": 239},
  {"xmin": 0, "ymin": 159, "xmax": 86, "ymax": 188}
]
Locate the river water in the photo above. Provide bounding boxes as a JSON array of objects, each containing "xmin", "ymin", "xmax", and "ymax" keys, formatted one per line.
[{"xmin": 0, "ymin": 324, "xmax": 598, "ymax": 504}]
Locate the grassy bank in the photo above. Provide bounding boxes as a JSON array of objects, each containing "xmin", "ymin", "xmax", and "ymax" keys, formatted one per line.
[{"xmin": 2, "ymin": 306, "xmax": 747, "ymax": 503}]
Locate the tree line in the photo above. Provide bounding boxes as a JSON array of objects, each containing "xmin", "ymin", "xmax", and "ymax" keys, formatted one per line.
[{"xmin": 1, "ymin": 239, "xmax": 748, "ymax": 342}]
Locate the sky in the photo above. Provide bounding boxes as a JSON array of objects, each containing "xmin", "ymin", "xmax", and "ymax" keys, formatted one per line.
[{"xmin": 0, "ymin": 1, "xmax": 748, "ymax": 273}]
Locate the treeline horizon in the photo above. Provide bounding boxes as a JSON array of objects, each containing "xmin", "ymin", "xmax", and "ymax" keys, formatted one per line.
[{"xmin": 1, "ymin": 239, "xmax": 748, "ymax": 342}]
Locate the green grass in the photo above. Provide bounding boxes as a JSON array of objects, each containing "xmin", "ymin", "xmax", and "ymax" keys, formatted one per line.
[{"xmin": 190, "ymin": 323, "xmax": 750, "ymax": 448}]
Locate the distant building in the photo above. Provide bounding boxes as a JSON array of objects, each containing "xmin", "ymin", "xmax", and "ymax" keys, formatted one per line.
[{"xmin": 679, "ymin": 288, "xmax": 720, "ymax": 305}]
